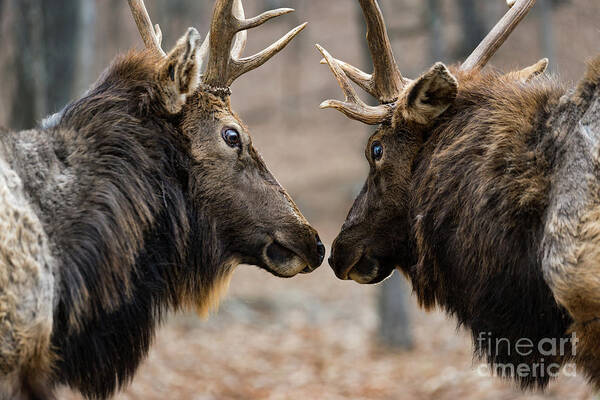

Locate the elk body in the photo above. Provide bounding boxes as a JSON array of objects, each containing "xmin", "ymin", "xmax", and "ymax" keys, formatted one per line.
[
  {"xmin": 322, "ymin": 0, "xmax": 600, "ymax": 389},
  {"xmin": 0, "ymin": 1, "xmax": 324, "ymax": 398}
]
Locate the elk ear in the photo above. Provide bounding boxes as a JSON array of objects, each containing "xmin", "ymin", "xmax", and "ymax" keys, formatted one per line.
[
  {"xmin": 400, "ymin": 62, "xmax": 458, "ymax": 125},
  {"xmin": 158, "ymin": 27, "xmax": 202, "ymax": 114},
  {"xmin": 507, "ymin": 58, "xmax": 548, "ymax": 82}
]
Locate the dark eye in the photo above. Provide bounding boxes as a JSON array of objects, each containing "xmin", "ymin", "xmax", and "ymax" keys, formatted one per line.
[
  {"xmin": 168, "ymin": 65, "xmax": 175, "ymax": 81},
  {"xmin": 222, "ymin": 128, "xmax": 241, "ymax": 148},
  {"xmin": 371, "ymin": 141, "xmax": 383, "ymax": 161}
]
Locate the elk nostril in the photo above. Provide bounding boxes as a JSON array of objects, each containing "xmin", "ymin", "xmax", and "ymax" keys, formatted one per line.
[{"xmin": 316, "ymin": 235, "xmax": 326, "ymax": 265}]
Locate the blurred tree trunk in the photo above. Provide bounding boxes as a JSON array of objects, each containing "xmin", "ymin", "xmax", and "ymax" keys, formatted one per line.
[
  {"xmin": 8, "ymin": 0, "xmax": 47, "ymax": 129},
  {"xmin": 75, "ymin": 0, "xmax": 96, "ymax": 95},
  {"xmin": 379, "ymin": 272, "xmax": 413, "ymax": 349},
  {"xmin": 107, "ymin": 0, "xmax": 124, "ymax": 51},
  {"xmin": 274, "ymin": 0, "xmax": 303, "ymax": 121},
  {"xmin": 160, "ymin": 0, "xmax": 190, "ymax": 48},
  {"xmin": 158, "ymin": 0, "xmax": 207, "ymax": 49},
  {"xmin": 427, "ymin": 0, "xmax": 443, "ymax": 61},
  {"xmin": 455, "ymin": 0, "xmax": 486, "ymax": 60},
  {"xmin": 40, "ymin": 0, "xmax": 80, "ymax": 114},
  {"xmin": 538, "ymin": 0, "xmax": 555, "ymax": 72},
  {"xmin": 6, "ymin": 0, "xmax": 93, "ymax": 129}
]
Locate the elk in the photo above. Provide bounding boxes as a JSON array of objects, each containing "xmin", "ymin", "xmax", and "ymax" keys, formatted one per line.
[
  {"xmin": 321, "ymin": 0, "xmax": 600, "ymax": 389},
  {"xmin": 0, "ymin": 1, "xmax": 325, "ymax": 398}
]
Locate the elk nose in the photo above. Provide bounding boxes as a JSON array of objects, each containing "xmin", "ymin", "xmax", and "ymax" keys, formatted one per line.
[{"xmin": 316, "ymin": 235, "xmax": 326, "ymax": 265}]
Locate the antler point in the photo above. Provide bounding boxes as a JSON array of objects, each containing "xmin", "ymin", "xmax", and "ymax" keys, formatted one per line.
[{"xmin": 296, "ymin": 22, "xmax": 309, "ymax": 32}]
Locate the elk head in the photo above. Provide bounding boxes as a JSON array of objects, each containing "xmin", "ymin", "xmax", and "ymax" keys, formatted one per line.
[
  {"xmin": 128, "ymin": 0, "xmax": 324, "ymax": 281},
  {"xmin": 321, "ymin": 0, "xmax": 544, "ymax": 284}
]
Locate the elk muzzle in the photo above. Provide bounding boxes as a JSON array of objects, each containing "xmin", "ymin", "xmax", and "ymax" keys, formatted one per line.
[
  {"xmin": 329, "ymin": 228, "xmax": 394, "ymax": 285},
  {"xmin": 262, "ymin": 226, "xmax": 325, "ymax": 277}
]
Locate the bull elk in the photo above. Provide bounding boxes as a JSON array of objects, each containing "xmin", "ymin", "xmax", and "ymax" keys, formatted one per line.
[
  {"xmin": 321, "ymin": 0, "xmax": 600, "ymax": 389},
  {"xmin": 0, "ymin": 1, "xmax": 325, "ymax": 398}
]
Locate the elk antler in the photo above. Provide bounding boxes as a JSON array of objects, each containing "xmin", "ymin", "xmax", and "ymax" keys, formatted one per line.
[
  {"xmin": 202, "ymin": 0, "xmax": 307, "ymax": 89},
  {"xmin": 356, "ymin": 0, "xmax": 407, "ymax": 103},
  {"xmin": 460, "ymin": 0, "xmax": 537, "ymax": 71},
  {"xmin": 321, "ymin": 0, "xmax": 407, "ymax": 104},
  {"xmin": 317, "ymin": 45, "xmax": 392, "ymax": 125},
  {"xmin": 127, "ymin": 0, "xmax": 165, "ymax": 57},
  {"xmin": 318, "ymin": 0, "xmax": 537, "ymax": 125},
  {"xmin": 317, "ymin": 0, "xmax": 408, "ymax": 125}
]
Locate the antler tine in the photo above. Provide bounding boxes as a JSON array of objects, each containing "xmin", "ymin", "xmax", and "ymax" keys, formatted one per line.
[
  {"xmin": 317, "ymin": 44, "xmax": 391, "ymax": 125},
  {"xmin": 198, "ymin": 33, "xmax": 211, "ymax": 74},
  {"xmin": 319, "ymin": 56, "xmax": 379, "ymax": 100},
  {"xmin": 203, "ymin": 0, "xmax": 307, "ymax": 89},
  {"xmin": 228, "ymin": 23, "xmax": 307, "ymax": 86},
  {"xmin": 230, "ymin": 0, "xmax": 247, "ymax": 61},
  {"xmin": 460, "ymin": 0, "xmax": 537, "ymax": 71},
  {"xmin": 317, "ymin": 0, "xmax": 406, "ymax": 104},
  {"xmin": 203, "ymin": 0, "xmax": 236, "ymax": 87},
  {"xmin": 127, "ymin": 0, "xmax": 165, "ymax": 57},
  {"xmin": 358, "ymin": 0, "xmax": 406, "ymax": 103}
]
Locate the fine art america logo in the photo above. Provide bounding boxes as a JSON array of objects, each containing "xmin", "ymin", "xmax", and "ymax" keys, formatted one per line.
[{"xmin": 475, "ymin": 332, "xmax": 578, "ymax": 378}]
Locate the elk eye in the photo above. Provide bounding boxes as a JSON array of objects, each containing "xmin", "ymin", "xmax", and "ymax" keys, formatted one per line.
[
  {"xmin": 372, "ymin": 141, "xmax": 383, "ymax": 161},
  {"xmin": 222, "ymin": 128, "xmax": 241, "ymax": 148}
]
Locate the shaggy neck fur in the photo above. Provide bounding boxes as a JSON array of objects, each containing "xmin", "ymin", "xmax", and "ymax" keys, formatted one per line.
[
  {"xmin": 3, "ymin": 52, "xmax": 229, "ymax": 399},
  {"xmin": 408, "ymin": 69, "xmax": 573, "ymax": 388}
]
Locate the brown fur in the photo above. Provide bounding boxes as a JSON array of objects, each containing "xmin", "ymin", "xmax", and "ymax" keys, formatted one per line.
[
  {"xmin": 330, "ymin": 57, "xmax": 600, "ymax": 389},
  {"xmin": 0, "ymin": 29, "xmax": 321, "ymax": 399},
  {"xmin": 541, "ymin": 55, "xmax": 600, "ymax": 387}
]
